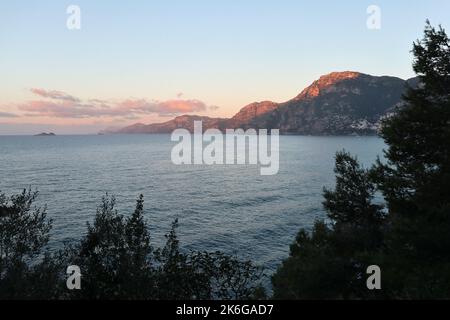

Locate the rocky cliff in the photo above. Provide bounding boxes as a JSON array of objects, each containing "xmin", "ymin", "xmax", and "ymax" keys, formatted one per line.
[{"xmin": 111, "ymin": 72, "xmax": 417, "ymax": 135}]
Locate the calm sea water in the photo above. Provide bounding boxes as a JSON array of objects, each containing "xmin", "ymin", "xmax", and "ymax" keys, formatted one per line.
[{"xmin": 0, "ymin": 134, "xmax": 385, "ymax": 274}]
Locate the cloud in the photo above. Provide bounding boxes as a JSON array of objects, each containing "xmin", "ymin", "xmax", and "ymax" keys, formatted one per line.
[
  {"xmin": 137, "ymin": 99, "xmax": 207, "ymax": 115},
  {"xmin": 17, "ymin": 89, "xmax": 210, "ymax": 119},
  {"xmin": 0, "ymin": 111, "xmax": 18, "ymax": 118},
  {"xmin": 150, "ymin": 99, "xmax": 207, "ymax": 114},
  {"xmin": 30, "ymin": 88, "xmax": 80, "ymax": 102},
  {"xmin": 19, "ymin": 100, "xmax": 103, "ymax": 118}
]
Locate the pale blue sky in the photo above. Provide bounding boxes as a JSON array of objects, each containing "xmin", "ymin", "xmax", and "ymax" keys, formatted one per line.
[{"xmin": 1, "ymin": 0, "xmax": 450, "ymax": 134}]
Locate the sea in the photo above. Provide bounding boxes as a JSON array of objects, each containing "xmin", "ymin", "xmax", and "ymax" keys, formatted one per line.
[{"xmin": 0, "ymin": 134, "xmax": 385, "ymax": 276}]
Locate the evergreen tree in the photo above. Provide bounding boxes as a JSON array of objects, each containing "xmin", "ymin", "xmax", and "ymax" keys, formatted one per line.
[
  {"xmin": 372, "ymin": 21, "xmax": 450, "ymax": 298},
  {"xmin": 273, "ymin": 22, "xmax": 450, "ymax": 299},
  {"xmin": 62, "ymin": 194, "xmax": 264, "ymax": 300},
  {"xmin": 273, "ymin": 152, "xmax": 384, "ymax": 299},
  {"xmin": 0, "ymin": 189, "xmax": 54, "ymax": 299}
]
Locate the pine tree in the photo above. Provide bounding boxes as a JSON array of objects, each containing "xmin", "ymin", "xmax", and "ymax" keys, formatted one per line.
[
  {"xmin": 372, "ymin": 21, "xmax": 450, "ymax": 298},
  {"xmin": 273, "ymin": 152, "xmax": 385, "ymax": 299},
  {"xmin": 273, "ymin": 22, "xmax": 450, "ymax": 299}
]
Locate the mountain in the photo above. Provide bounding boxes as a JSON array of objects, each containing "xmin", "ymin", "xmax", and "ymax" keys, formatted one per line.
[
  {"xmin": 114, "ymin": 115, "xmax": 228, "ymax": 134},
  {"xmin": 110, "ymin": 72, "xmax": 417, "ymax": 135},
  {"xmin": 242, "ymin": 72, "xmax": 412, "ymax": 135},
  {"xmin": 227, "ymin": 101, "xmax": 279, "ymax": 129}
]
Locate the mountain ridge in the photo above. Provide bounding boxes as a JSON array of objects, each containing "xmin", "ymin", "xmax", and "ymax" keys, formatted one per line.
[{"xmin": 105, "ymin": 71, "xmax": 418, "ymax": 135}]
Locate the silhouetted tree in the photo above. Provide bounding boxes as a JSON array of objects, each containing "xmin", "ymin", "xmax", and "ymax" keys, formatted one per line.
[
  {"xmin": 65, "ymin": 194, "xmax": 154, "ymax": 299},
  {"xmin": 0, "ymin": 190, "xmax": 264, "ymax": 300},
  {"xmin": 273, "ymin": 21, "xmax": 450, "ymax": 299},
  {"xmin": 153, "ymin": 222, "xmax": 265, "ymax": 300},
  {"xmin": 272, "ymin": 153, "xmax": 385, "ymax": 299},
  {"xmin": 0, "ymin": 189, "xmax": 53, "ymax": 299},
  {"xmin": 371, "ymin": 21, "xmax": 450, "ymax": 298}
]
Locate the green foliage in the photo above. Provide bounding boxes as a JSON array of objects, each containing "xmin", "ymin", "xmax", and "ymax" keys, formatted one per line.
[
  {"xmin": 0, "ymin": 189, "xmax": 53, "ymax": 299},
  {"xmin": 273, "ymin": 153, "xmax": 385, "ymax": 299},
  {"xmin": 0, "ymin": 190, "xmax": 264, "ymax": 300},
  {"xmin": 372, "ymin": 21, "xmax": 450, "ymax": 298},
  {"xmin": 324, "ymin": 152, "xmax": 385, "ymax": 254},
  {"xmin": 272, "ymin": 222, "xmax": 351, "ymax": 299},
  {"xmin": 273, "ymin": 21, "xmax": 450, "ymax": 299},
  {"xmin": 152, "ymin": 221, "xmax": 264, "ymax": 300},
  {"xmin": 65, "ymin": 194, "xmax": 154, "ymax": 299}
]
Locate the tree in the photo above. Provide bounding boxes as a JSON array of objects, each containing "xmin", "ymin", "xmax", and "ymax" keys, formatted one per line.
[
  {"xmin": 0, "ymin": 190, "xmax": 264, "ymax": 300},
  {"xmin": 153, "ymin": 222, "xmax": 265, "ymax": 300},
  {"xmin": 65, "ymin": 194, "xmax": 155, "ymax": 299},
  {"xmin": 273, "ymin": 152, "xmax": 385, "ymax": 299},
  {"xmin": 371, "ymin": 21, "xmax": 450, "ymax": 298},
  {"xmin": 0, "ymin": 189, "xmax": 53, "ymax": 299},
  {"xmin": 323, "ymin": 152, "xmax": 385, "ymax": 253},
  {"xmin": 63, "ymin": 194, "xmax": 264, "ymax": 300},
  {"xmin": 273, "ymin": 21, "xmax": 450, "ymax": 299}
]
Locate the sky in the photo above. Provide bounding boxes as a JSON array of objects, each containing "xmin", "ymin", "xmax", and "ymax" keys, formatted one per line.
[{"xmin": 1, "ymin": 0, "xmax": 450, "ymax": 134}]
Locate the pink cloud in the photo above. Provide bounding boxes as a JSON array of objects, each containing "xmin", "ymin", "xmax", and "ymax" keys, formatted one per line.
[
  {"xmin": 16, "ymin": 89, "xmax": 209, "ymax": 119},
  {"xmin": 154, "ymin": 99, "xmax": 207, "ymax": 114},
  {"xmin": 115, "ymin": 99, "xmax": 207, "ymax": 114}
]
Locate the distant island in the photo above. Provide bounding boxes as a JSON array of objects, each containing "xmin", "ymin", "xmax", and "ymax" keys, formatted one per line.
[{"xmin": 34, "ymin": 132, "xmax": 56, "ymax": 136}]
